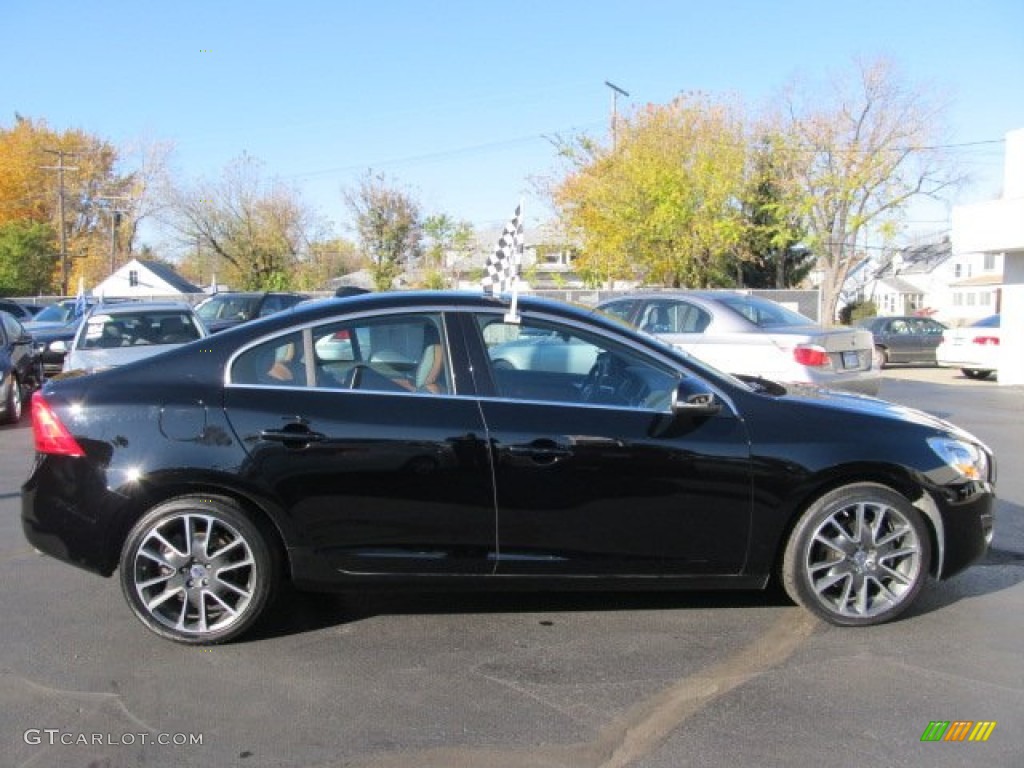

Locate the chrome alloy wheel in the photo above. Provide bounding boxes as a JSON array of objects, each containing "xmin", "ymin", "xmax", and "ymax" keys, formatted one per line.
[
  {"xmin": 121, "ymin": 496, "xmax": 277, "ymax": 643},
  {"xmin": 804, "ymin": 500, "xmax": 923, "ymax": 619},
  {"xmin": 783, "ymin": 483, "xmax": 931, "ymax": 626},
  {"xmin": 131, "ymin": 513, "xmax": 256, "ymax": 635}
]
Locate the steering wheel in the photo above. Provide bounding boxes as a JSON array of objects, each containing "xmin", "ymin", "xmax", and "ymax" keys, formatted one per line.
[{"xmin": 580, "ymin": 352, "xmax": 613, "ymax": 403}]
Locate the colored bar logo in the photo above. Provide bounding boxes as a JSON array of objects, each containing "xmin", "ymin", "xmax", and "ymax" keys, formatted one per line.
[{"xmin": 921, "ymin": 721, "xmax": 997, "ymax": 742}]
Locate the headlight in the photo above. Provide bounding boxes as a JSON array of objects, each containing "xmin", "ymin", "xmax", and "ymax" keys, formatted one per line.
[{"xmin": 927, "ymin": 436, "xmax": 989, "ymax": 482}]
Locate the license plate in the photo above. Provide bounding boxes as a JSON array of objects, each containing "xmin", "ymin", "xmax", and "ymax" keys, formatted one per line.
[{"xmin": 842, "ymin": 351, "xmax": 860, "ymax": 368}]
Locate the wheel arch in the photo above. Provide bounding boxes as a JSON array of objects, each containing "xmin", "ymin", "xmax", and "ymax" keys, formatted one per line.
[
  {"xmin": 768, "ymin": 464, "xmax": 942, "ymax": 581},
  {"xmin": 104, "ymin": 475, "xmax": 294, "ymax": 580}
]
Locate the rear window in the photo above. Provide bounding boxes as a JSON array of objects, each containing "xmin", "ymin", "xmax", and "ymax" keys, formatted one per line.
[
  {"xmin": 972, "ymin": 315, "xmax": 1000, "ymax": 328},
  {"xmin": 716, "ymin": 295, "xmax": 814, "ymax": 328},
  {"xmin": 79, "ymin": 311, "xmax": 202, "ymax": 349}
]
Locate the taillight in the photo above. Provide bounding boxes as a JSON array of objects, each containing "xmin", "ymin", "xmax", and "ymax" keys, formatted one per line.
[
  {"xmin": 793, "ymin": 345, "xmax": 831, "ymax": 367},
  {"xmin": 30, "ymin": 392, "xmax": 85, "ymax": 457},
  {"xmin": 972, "ymin": 335, "xmax": 999, "ymax": 346}
]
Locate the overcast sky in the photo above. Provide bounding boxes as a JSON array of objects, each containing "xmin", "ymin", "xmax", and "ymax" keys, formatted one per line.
[{"xmin": 4, "ymin": 0, "xmax": 1023, "ymax": 245}]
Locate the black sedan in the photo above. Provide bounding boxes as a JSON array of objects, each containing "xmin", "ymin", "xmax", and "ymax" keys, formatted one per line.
[
  {"xmin": 1, "ymin": 310, "xmax": 44, "ymax": 424},
  {"xmin": 22, "ymin": 292, "xmax": 996, "ymax": 644}
]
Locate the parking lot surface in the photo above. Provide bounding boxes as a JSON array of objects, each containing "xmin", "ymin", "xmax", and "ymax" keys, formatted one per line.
[{"xmin": 2, "ymin": 366, "xmax": 1022, "ymax": 767}]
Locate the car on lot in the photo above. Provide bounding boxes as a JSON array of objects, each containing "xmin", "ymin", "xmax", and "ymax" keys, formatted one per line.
[
  {"xmin": 22, "ymin": 291, "xmax": 995, "ymax": 644},
  {"xmin": 936, "ymin": 314, "xmax": 1001, "ymax": 380},
  {"xmin": 24, "ymin": 298, "xmax": 97, "ymax": 375},
  {"xmin": 0, "ymin": 310, "xmax": 44, "ymax": 424},
  {"xmin": 194, "ymin": 291, "xmax": 308, "ymax": 333},
  {"xmin": 0, "ymin": 299, "xmax": 44, "ymax": 322},
  {"xmin": 855, "ymin": 315, "xmax": 947, "ymax": 366},
  {"xmin": 598, "ymin": 292, "xmax": 880, "ymax": 395},
  {"xmin": 61, "ymin": 302, "xmax": 208, "ymax": 375}
]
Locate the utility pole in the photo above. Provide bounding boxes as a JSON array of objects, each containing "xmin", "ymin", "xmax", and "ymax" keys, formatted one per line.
[
  {"xmin": 40, "ymin": 149, "xmax": 79, "ymax": 295},
  {"xmin": 604, "ymin": 81, "xmax": 630, "ymax": 150},
  {"xmin": 97, "ymin": 194, "xmax": 131, "ymax": 273}
]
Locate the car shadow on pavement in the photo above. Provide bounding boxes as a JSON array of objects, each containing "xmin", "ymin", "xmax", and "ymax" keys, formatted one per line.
[
  {"xmin": 901, "ymin": 497, "xmax": 1024, "ymax": 620},
  {"xmin": 247, "ymin": 586, "xmax": 795, "ymax": 643}
]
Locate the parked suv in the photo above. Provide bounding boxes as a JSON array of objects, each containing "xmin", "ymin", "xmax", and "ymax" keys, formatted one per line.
[{"xmin": 194, "ymin": 291, "xmax": 308, "ymax": 333}]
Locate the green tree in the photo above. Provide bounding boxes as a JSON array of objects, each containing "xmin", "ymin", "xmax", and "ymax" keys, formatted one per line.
[
  {"xmin": 0, "ymin": 220, "xmax": 57, "ymax": 295},
  {"xmin": 423, "ymin": 213, "xmax": 474, "ymax": 288},
  {"xmin": 778, "ymin": 57, "xmax": 963, "ymax": 321},
  {"xmin": 163, "ymin": 153, "xmax": 316, "ymax": 290},
  {"xmin": 344, "ymin": 171, "xmax": 421, "ymax": 291},
  {"xmin": 736, "ymin": 133, "xmax": 813, "ymax": 288},
  {"xmin": 550, "ymin": 93, "xmax": 748, "ymax": 288},
  {"xmin": 0, "ymin": 115, "xmax": 132, "ymax": 293}
]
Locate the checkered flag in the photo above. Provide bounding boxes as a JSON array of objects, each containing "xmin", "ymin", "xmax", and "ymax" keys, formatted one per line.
[{"xmin": 481, "ymin": 204, "xmax": 523, "ymax": 294}]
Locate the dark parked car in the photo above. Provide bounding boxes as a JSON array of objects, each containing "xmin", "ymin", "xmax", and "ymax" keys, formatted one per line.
[
  {"xmin": 23, "ymin": 292, "xmax": 995, "ymax": 644},
  {"xmin": 598, "ymin": 292, "xmax": 880, "ymax": 395},
  {"xmin": 0, "ymin": 299, "xmax": 43, "ymax": 322},
  {"xmin": 24, "ymin": 298, "xmax": 97, "ymax": 375},
  {"xmin": 856, "ymin": 315, "xmax": 947, "ymax": 366},
  {"xmin": 194, "ymin": 291, "xmax": 308, "ymax": 333},
  {"xmin": 1, "ymin": 310, "xmax": 44, "ymax": 424}
]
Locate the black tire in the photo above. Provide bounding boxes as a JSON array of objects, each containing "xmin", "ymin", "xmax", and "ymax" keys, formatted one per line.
[
  {"xmin": 961, "ymin": 368, "xmax": 993, "ymax": 380},
  {"xmin": 1, "ymin": 373, "xmax": 22, "ymax": 425},
  {"xmin": 782, "ymin": 483, "xmax": 931, "ymax": 626},
  {"xmin": 874, "ymin": 346, "xmax": 889, "ymax": 369},
  {"xmin": 119, "ymin": 495, "xmax": 280, "ymax": 644}
]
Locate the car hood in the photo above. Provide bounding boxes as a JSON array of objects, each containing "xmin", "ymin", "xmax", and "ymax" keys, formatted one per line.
[{"xmin": 776, "ymin": 383, "xmax": 981, "ymax": 442}]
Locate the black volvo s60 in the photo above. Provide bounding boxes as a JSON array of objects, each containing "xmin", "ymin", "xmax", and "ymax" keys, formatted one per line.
[{"xmin": 22, "ymin": 291, "xmax": 996, "ymax": 644}]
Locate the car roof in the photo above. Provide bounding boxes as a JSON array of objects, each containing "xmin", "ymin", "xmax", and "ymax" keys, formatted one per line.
[{"xmin": 89, "ymin": 301, "xmax": 194, "ymax": 315}]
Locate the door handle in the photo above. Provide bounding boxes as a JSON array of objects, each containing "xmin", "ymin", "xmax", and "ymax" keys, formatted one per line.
[
  {"xmin": 505, "ymin": 441, "xmax": 572, "ymax": 464},
  {"xmin": 260, "ymin": 428, "xmax": 326, "ymax": 444}
]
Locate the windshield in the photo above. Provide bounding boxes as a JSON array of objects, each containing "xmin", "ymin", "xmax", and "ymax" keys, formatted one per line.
[{"xmin": 32, "ymin": 303, "xmax": 73, "ymax": 323}]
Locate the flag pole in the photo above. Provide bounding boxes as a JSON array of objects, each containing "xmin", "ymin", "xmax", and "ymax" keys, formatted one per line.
[{"xmin": 503, "ymin": 199, "xmax": 523, "ymax": 324}]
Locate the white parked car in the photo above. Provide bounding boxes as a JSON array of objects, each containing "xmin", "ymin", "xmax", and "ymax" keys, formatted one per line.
[
  {"xmin": 62, "ymin": 302, "xmax": 208, "ymax": 375},
  {"xmin": 598, "ymin": 292, "xmax": 880, "ymax": 395},
  {"xmin": 936, "ymin": 314, "xmax": 1001, "ymax": 380}
]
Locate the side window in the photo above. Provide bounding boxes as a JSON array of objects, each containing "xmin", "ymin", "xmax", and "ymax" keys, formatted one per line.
[
  {"xmin": 2, "ymin": 312, "xmax": 21, "ymax": 341},
  {"xmin": 599, "ymin": 299, "xmax": 638, "ymax": 324},
  {"xmin": 231, "ymin": 332, "xmax": 306, "ymax": 386},
  {"xmin": 311, "ymin": 313, "xmax": 449, "ymax": 395},
  {"xmin": 476, "ymin": 314, "xmax": 678, "ymax": 410},
  {"xmin": 643, "ymin": 301, "xmax": 710, "ymax": 333},
  {"xmin": 258, "ymin": 296, "xmax": 286, "ymax": 317}
]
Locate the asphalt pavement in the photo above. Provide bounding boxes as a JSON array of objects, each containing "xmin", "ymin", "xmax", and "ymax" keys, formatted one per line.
[{"xmin": 1, "ymin": 366, "xmax": 1021, "ymax": 768}]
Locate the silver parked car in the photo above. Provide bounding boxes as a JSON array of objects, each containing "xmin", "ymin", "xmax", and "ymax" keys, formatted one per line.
[
  {"xmin": 598, "ymin": 292, "xmax": 880, "ymax": 395},
  {"xmin": 62, "ymin": 302, "xmax": 208, "ymax": 375}
]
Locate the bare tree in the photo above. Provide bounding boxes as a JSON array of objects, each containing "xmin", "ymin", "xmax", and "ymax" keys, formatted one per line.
[
  {"xmin": 779, "ymin": 57, "xmax": 964, "ymax": 321},
  {"xmin": 163, "ymin": 153, "xmax": 315, "ymax": 289}
]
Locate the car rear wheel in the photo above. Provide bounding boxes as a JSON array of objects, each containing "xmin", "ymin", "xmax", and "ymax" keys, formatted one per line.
[
  {"xmin": 961, "ymin": 368, "xmax": 993, "ymax": 380},
  {"xmin": 874, "ymin": 346, "xmax": 889, "ymax": 369},
  {"xmin": 1, "ymin": 373, "xmax": 22, "ymax": 424},
  {"xmin": 782, "ymin": 483, "xmax": 931, "ymax": 626},
  {"xmin": 119, "ymin": 496, "xmax": 279, "ymax": 644}
]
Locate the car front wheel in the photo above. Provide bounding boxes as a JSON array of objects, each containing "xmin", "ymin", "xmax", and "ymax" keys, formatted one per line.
[
  {"xmin": 782, "ymin": 483, "xmax": 931, "ymax": 626},
  {"xmin": 119, "ymin": 495, "xmax": 279, "ymax": 644}
]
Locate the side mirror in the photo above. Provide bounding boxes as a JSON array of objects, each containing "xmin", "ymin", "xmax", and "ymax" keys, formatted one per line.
[{"xmin": 671, "ymin": 381, "xmax": 722, "ymax": 417}]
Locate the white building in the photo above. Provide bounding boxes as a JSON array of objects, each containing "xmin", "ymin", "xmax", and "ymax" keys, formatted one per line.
[
  {"xmin": 93, "ymin": 258, "xmax": 202, "ymax": 299},
  {"xmin": 952, "ymin": 128, "xmax": 1024, "ymax": 385}
]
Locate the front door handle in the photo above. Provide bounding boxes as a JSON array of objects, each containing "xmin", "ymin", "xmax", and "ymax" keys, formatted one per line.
[
  {"xmin": 260, "ymin": 427, "xmax": 326, "ymax": 445},
  {"xmin": 505, "ymin": 440, "xmax": 572, "ymax": 464}
]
